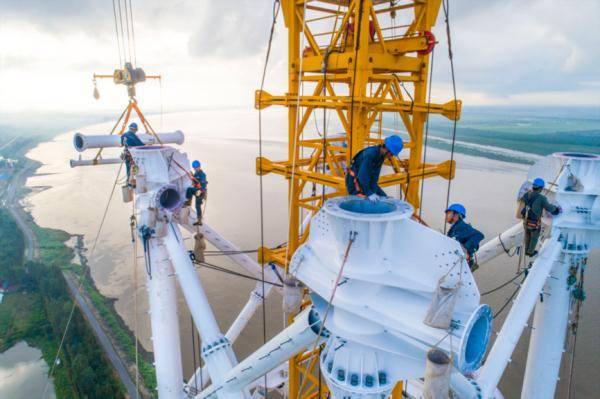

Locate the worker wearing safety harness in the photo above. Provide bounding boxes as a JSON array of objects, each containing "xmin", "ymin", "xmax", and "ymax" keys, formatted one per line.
[
  {"xmin": 345, "ymin": 135, "xmax": 403, "ymax": 202},
  {"xmin": 519, "ymin": 178, "xmax": 561, "ymax": 257},
  {"xmin": 121, "ymin": 122, "xmax": 145, "ymax": 186},
  {"xmin": 445, "ymin": 203, "xmax": 484, "ymax": 271},
  {"xmin": 185, "ymin": 160, "xmax": 208, "ymax": 226}
]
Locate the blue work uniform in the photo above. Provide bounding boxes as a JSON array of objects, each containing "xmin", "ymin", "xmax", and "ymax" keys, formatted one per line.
[
  {"xmin": 186, "ymin": 169, "xmax": 208, "ymax": 221},
  {"xmin": 121, "ymin": 130, "xmax": 145, "ymax": 181},
  {"xmin": 345, "ymin": 145, "xmax": 387, "ymax": 197},
  {"xmin": 447, "ymin": 218, "xmax": 484, "ymax": 269}
]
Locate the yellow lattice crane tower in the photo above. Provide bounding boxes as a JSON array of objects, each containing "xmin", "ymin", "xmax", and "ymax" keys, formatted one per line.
[{"xmin": 256, "ymin": 1, "xmax": 461, "ymax": 398}]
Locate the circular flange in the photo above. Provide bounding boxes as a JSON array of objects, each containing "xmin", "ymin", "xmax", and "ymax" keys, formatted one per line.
[{"xmin": 323, "ymin": 196, "xmax": 413, "ymax": 222}]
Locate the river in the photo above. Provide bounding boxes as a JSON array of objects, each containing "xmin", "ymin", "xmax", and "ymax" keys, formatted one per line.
[{"xmin": 0, "ymin": 341, "xmax": 56, "ymax": 398}]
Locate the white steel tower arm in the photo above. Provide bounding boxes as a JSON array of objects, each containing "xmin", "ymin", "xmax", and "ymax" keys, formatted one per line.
[
  {"xmin": 164, "ymin": 223, "xmax": 249, "ymax": 399},
  {"xmin": 146, "ymin": 238, "xmax": 185, "ymax": 398},
  {"xmin": 187, "ymin": 286, "xmax": 271, "ymax": 390},
  {"xmin": 476, "ymin": 239, "xmax": 562, "ymax": 397},
  {"xmin": 476, "ymin": 222, "xmax": 523, "ymax": 266},
  {"xmin": 194, "ymin": 307, "xmax": 322, "ymax": 399}
]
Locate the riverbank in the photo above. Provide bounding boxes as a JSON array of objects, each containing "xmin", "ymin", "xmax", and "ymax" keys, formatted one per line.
[{"xmin": 0, "ymin": 131, "xmax": 139, "ymax": 398}]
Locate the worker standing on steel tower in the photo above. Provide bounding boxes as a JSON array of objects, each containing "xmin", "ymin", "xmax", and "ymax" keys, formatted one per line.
[
  {"xmin": 519, "ymin": 178, "xmax": 561, "ymax": 257},
  {"xmin": 445, "ymin": 203, "xmax": 484, "ymax": 271},
  {"xmin": 120, "ymin": 122, "xmax": 145, "ymax": 186},
  {"xmin": 345, "ymin": 135, "xmax": 403, "ymax": 202},
  {"xmin": 185, "ymin": 160, "xmax": 208, "ymax": 226}
]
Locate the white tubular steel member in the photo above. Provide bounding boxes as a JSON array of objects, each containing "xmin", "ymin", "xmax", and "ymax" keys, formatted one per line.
[
  {"xmin": 476, "ymin": 222, "xmax": 523, "ymax": 266},
  {"xmin": 163, "ymin": 222, "xmax": 249, "ymax": 399},
  {"xmin": 195, "ymin": 307, "xmax": 322, "ymax": 399},
  {"xmin": 476, "ymin": 239, "xmax": 562, "ymax": 397},
  {"xmin": 73, "ymin": 130, "xmax": 185, "ymax": 152}
]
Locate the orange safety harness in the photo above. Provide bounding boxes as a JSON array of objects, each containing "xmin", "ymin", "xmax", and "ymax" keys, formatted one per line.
[
  {"xmin": 346, "ymin": 168, "xmax": 366, "ymax": 198},
  {"xmin": 522, "ymin": 193, "xmax": 542, "ymax": 230}
]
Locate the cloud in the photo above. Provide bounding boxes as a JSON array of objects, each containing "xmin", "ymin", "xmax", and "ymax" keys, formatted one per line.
[
  {"xmin": 187, "ymin": 0, "xmax": 275, "ymax": 58},
  {"xmin": 432, "ymin": 0, "xmax": 600, "ymax": 99},
  {"xmin": 0, "ymin": 0, "xmax": 598, "ymax": 111}
]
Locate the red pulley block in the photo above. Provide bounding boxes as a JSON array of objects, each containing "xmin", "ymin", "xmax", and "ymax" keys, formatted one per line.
[{"xmin": 418, "ymin": 31, "xmax": 436, "ymax": 55}]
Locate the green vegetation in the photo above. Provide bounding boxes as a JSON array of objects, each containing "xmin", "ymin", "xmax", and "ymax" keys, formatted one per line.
[{"xmin": 0, "ymin": 208, "xmax": 125, "ymax": 398}]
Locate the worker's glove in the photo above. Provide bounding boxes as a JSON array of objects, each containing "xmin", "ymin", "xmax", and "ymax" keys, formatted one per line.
[
  {"xmin": 554, "ymin": 206, "xmax": 562, "ymax": 216},
  {"xmin": 368, "ymin": 194, "xmax": 380, "ymax": 202},
  {"xmin": 195, "ymin": 190, "xmax": 203, "ymax": 197}
]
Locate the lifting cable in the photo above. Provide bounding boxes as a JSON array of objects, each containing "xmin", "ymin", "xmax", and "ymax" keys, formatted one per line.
[
  {"xmin": 283, "ymin": 0, "xmax": 308, "ymax": 277},
  {"xmin": 442, "ymin": 0, "xmax": 458, "ymax": 234},
  {"xmin": 111, "ymin": 0, "xmax": 123, "ymax": 66},
  {"xmin": 43, "ymin": 161, "xmax": 125, "ymax": 399},
  {"xmin": 347, "ymin": 1, "xmax": 365, "ymax": 160},
  {"xmin": 257, "ymin": 1, "xmax": 281, "ymax": 394},
  {"xmin": 112, "ymin": 0, "xmax": 138, "ymax": 66}
]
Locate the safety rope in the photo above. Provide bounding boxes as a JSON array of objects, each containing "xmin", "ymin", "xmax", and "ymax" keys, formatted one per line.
[
  {"xmin": 498, "ymin": 232, "xmax": 519, "ymax": 257},
  {"xmin": 492, "ymin": 273, "xmax": 527, "ymax": 319},
  {"xmin": 442, "ymin": 0, "xmax": 458, "ymax": 234},
  {"xmin": 566, "ymin": 264, "xmax": 585, "ymax": 399},
  {"xmin": 480, "ymin": 269, "xmax": 526, "ymax": 296},
  {"xmin": 191, "ymin": 259, "xmax": 283, "ymax": 288},
  {"xmin": 191, "ymin": 314, "xmax": 199, "ymax": 392},
  {"xmin": 296, "ymin": 230, "xmax": 358, "ymax": 399},
  {"xmin": 43, "ymin": 161, "xmax": 124, "ymax": 398},
  {"xmin": 130, "ymin": 204, "xmax": 140, "ymax": 398}
]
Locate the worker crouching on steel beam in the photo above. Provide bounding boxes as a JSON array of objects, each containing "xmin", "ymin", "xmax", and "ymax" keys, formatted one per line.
[
  {"xmin": 185, "ymin": 160, "xmax": 208, "ymax": 226},
  {"xmin": 445, "ymin": 203, "xmax": 484, "ymax": 271},
  {"xmin": 345, "ymin": 135, "xmax": 403, "ymax": 202}
]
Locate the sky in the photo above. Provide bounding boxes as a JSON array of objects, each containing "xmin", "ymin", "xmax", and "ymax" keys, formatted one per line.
[{"xmin": 0, "ymin": 0, "xmax": 598, "ymax": 114}]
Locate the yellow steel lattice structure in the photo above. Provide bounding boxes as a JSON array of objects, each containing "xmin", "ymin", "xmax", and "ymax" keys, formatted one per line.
[{"xmin": 255, "ymin": 1, "xmax": 460, "ymax": 398}]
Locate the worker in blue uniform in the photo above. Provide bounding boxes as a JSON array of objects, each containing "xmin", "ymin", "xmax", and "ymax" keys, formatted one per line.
[
  {"xmin": 185, "ymin": 160, "xmax": 208, "ymax": 226},
  {"xmin": 120, "ymin": 122, "xmax": 145, "ymax": 185},
  {"xmin": 445, "ymin": 203, "xmax": 484, "ymax": 271},
  {"xmin": 519, "ymin": 178, "xmax": 561, "ymax": 257},
  {"xmin": 345, "ymin": 135, "xmax": 403, "ymax": 202}
]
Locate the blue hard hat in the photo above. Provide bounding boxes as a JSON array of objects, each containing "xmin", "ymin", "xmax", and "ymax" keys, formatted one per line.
[
  {"xmin": 384, "ymin": 135, "xmax": 403, "ymax": 156},
  {"xmin": 192, "ymin": 160, "xmax": 201, "ymax": 169},
  {"xmin": 532, "ymin": 178, "xmax": 545, "ymax": 189},
  {"xmin": 445, "ymin": 203, "xmax": 466, "ymax": 218},
  {"xmin": 129, "ymin": 122, "xmax": 138, "ymax": 130}
]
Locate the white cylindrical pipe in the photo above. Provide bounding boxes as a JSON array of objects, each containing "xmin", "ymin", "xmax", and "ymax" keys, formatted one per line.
[
  {"xmin": 146, "ymin": 239, "xmax": 185, "ymax": 398},
  {"xmin": 73, "ymin": 130, "xmax": 185, "ymax": 152},
  {"xmin": 188, "ymin": 287, "xmax": 269, "ymax": 389},
  {"xmin": 521, "ymin": 253, "xmax": 571, "ymax": 398},
  {"xmin": 69, "ymin": 157, "xmax": 122, "ymax": 167},
  {"xmin": 424, "ymin": 349, "xmax": 451, "ymax": 399},
  {"xmin": 476, "ymin": 239, "xmax": 562, "ymax": 398},
  {"xmin": 477, "ymin": 223, "xmax": 523, "ymax": 266},
  {"xmin": 196, "ymin": 308, "xmax": 320, "ymax": 399},
  {"xmin": 163, "ymin": 223, "xmax": 247, "ymax": 399}
]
